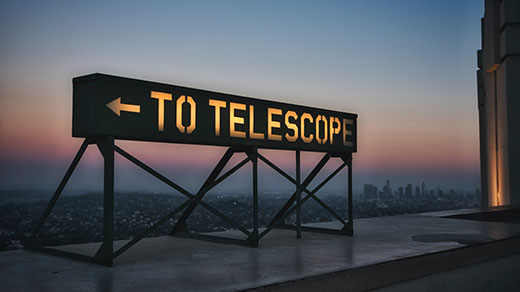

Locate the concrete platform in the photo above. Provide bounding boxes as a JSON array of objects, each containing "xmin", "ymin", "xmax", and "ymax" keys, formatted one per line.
[{"xmin": 1, "ymin": 209, "xmax": 520, "ymax": 291}]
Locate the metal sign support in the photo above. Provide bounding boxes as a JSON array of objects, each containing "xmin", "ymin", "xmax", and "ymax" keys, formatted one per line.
[{"xmin": 27, "ymin": 137, "xmax": 353, "ymax": 266}]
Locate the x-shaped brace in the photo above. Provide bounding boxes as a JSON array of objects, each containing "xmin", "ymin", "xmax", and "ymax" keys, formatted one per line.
[{"xmin": 257, "ymin": 152, "xmax": 352, "ymax": 239}]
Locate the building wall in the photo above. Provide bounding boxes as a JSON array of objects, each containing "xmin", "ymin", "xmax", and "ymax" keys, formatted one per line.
[
  {"xmin": 374, "ymin": 253, "xmax": 520, "ymax": 292},
  {"xmin": 478, "ymin": 0, "xmax": 520, "ymax": 206}
]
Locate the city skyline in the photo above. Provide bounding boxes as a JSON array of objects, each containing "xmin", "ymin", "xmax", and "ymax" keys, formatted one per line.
[{"xmin": 362, "ymin": 179, "xmax": 480, "ymax": 201}]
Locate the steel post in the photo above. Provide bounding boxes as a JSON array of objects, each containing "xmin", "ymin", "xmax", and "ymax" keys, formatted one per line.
[
  {"xmin": 252, "ymin": 147, "xmax": 259, "ymax": 246},
  {"xmin": 97, "ymin": 137, "xmax": 115, "ymax": 266},
  {"xmin": 296, "ymin": 150, "xmax": 301, "ymax": 239}
]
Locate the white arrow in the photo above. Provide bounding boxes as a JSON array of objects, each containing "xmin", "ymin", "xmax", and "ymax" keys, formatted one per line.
[{"xmin": 106, "ymin": 97, "xmax": 141, "ymax": 116}]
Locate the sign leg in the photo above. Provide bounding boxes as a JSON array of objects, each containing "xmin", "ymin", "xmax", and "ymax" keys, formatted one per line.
[
  {"xmin": 97, "ymin": 137, "xmax": 115, "ymax": 266},
  {"xmin": 347, "ymin": 154, "xmax": 353, "ymax": 235},
  {"xmin": 296, "ymin": 150, "xmax": 301, "ymax": 239},
  {"xmin": 252, "ymin": 147, "xmax": 259, "ymax": 247}
]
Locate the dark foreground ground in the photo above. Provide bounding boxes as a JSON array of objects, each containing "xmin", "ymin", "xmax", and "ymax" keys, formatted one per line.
[{"xmin": 1, "ymin": 207, "xmax": 519, "ymax": 292}]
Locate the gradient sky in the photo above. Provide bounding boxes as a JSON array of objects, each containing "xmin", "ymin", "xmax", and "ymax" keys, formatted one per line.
[{"xmin": 0, "ymin": 0, "xmax": 484, "ymax": 194}]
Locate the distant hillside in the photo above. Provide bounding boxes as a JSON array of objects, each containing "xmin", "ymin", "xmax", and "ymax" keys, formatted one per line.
[
  {"xmin": 0, "ymin": 190, "xmax": 52, "ymax": 205},
  {"xmin": 0, "ymin": 189, "xmax": 103, "ymax": 205}
]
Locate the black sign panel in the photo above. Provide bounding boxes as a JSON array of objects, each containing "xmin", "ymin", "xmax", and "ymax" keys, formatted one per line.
[{"xmin": 73, "ymin": 73, "xmax": 357, "ymax": 153}]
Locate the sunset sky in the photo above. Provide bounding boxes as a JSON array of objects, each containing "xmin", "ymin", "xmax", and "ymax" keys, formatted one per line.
[{"xmin": 0, "ymin": 0, "xmax": 484, "ymax": 194}]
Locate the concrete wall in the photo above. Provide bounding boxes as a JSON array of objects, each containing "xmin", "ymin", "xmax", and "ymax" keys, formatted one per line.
[
  {"xmin": 375, "ymin": 254, "xmax": 520, "ymax": 292},
  {"xmin": 478, "ymin": 0, "xmax": 520, "ymax": 206}
]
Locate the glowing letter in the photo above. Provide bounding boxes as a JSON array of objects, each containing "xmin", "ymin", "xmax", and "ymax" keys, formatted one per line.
[
  {"xmin": 315, "ymin": 115, "xmax": 328, "ymax": 144},
  {"xmin": 209, "ymin": 99, "xmax": 226, "ymax": 136},
  {"xmin": 343, "ymin": 118, "xmax": 353, "ymax": 146},
  {"xmin": 285, "ymin": 111, "xmax": 298, "ymax": 142},
  {"xmin": 151, "ymin": 91, "xmax": 172, "ymax": 131},
  {"xmin": 176, "ymin": 95, "xmax": 196, "ymax": 134},
  {"xmin": 329, "ymin": 116, "xmax": 341, "ymax": 144},
  {"xmin": 268, "ymin": 108, "xmax": 282, "ymax": 141},
  {"xmin": 301, "ymin": 113, "xmax": 314, "ymax": 143},
  {"xmin": 230, "ymin": 102, "xmax": 246, "ymax": 138},
  {"xmin": 249, "ymin": 105, "xmax": 264, "ymax": 140}
]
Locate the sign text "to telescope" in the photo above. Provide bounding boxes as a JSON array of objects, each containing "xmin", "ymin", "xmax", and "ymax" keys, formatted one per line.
[{"xmin": 73, "ymin": 74, "xmax": 357, "ymax": 153}]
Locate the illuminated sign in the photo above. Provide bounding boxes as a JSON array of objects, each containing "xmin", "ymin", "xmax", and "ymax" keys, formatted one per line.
[{"xmin": 73, "ymin": 73, "xmax": 357, "ymax": 152}]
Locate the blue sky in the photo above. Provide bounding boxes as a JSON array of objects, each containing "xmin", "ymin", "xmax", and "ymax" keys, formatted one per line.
[{"xmin": 0, "ymin": 0, "xmax": 484, "ymax": 193}]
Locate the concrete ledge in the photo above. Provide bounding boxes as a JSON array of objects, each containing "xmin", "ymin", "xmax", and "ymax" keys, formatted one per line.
[
  {"xmin": 1, "ymin": 210, "xmax": 520, "ymax": 291},
  {"xmin": 252, "ymin": 237, "xmax": 520, "ymax": 291}
]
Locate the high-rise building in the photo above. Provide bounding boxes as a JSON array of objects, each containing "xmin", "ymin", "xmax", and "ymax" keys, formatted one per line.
[
  {"xmin": 383, "ymin": 180, "xmax": 392, "ymax": 199},
  {"xmin": 364, "ymin": 184, "xmax": 378, "ymax": 201},
  {"xmin": 421, "ymin": 182, "xmax": 426, "ymax": 196},
  {"xmin": 449, "ymin": 189, "xmax": 457, "ymax": 200},
  {"xmin": 477, "ymin": 0, "xmax": 520, "ymax": 206},
  {"xmin": 405, "ymin": 184, "xmax": 412, "ymax": 199},
  {"xmin": 415, "ymin": 186, "xmax": 421, "ymax": 197},
  {"xmin": 398, "ymin": 187, "xmax": 404, "ymax": 199}
]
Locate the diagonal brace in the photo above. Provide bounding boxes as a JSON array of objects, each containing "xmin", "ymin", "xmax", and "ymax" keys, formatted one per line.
[
  {"xmin": 170, "ymin": 148, "xmax": 235, "ymax": 234},
  {"xmin": 114, "ymin": 146, "xmax": 253, "ymax": 237},
  {"xmin": 30, "ymin": 139, "xmax": 90, "ymax": 240},
  {"xmin": 263, "ymin": 153, "xmax": 331, "ymax": 227},
  {"xmin": 258, "ymin": 153, "xmax": 347, "ymax": 223},
  {"xmin": 258, "ymin": 153, "xmax": 347, "ymax": 224},
  {"xmin": 258, "ymin": 160, "xmax": 348, "ymax": 239}
]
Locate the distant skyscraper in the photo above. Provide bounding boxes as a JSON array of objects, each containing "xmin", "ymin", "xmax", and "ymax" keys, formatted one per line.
[
  {"xmin": 449, "ymin": 189, "xmax": 457, "ymax": 200},
  {"xmin": 364, "ymin": 184, "xmax": 378, "ymax": 201},
  {"xmin": 405, "ymin": 184, "xmax": 412, "ymax": 199},
  {"xmin": 398, "ymin": 187, "xmax": 404, "ymax": 199},
  {"xmin": 415, "ymin": 186, "xmax": 420, "ymax": 197},
  {"xmin": 421, "ymin": 182, "xmax": 426, "ymax": 196},
  {"xmin": 383, "ymin": 180, "xmax": 392, "ymax": 199}
]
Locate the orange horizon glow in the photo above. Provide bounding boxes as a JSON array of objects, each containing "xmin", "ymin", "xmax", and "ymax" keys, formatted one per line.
[
  {"xmin": 0, "ymin": 88, "xmax": 480, "ymax": 173},
  {"xmin": 0, "ymin": 121, "xmax": 479, "ymax": 172}
]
